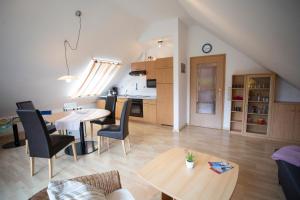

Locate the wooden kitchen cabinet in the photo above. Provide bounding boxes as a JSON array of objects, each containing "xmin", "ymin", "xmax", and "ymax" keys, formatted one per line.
[
  {"xmin": 143, "ymin": 100, "xmax": 157, "ymax": 124},
  {"xmin": 146, "ymin": 61, "xmax": 156, "ymax": 80},
  {"xmin": 116, "ymin": 98, "xmax": 127, "ymax": 119},
  {"xmin": 96, "ymin": 99, "xmax": 106, "ymax": 109},
  {"xmin": 131, "ymin": 61, "xmax": 146, "ymax": 71},
  {"xmin": 156, "ymin": 57, "xmax": 173, "ymax": 84},
  {"xmin": 157, "ymin": 84, "xmax": 173, "ymax": 126}
]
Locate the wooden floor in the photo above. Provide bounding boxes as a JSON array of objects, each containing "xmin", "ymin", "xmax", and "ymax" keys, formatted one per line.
[{"xmin": 0, "ymin": 121, "xmax": 292, "ymax": 200}]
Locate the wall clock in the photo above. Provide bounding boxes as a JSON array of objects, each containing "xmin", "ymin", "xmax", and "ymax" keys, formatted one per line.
[{"xmin": 202, "ymin": 43, "xmax": 213, "ymax": 54}]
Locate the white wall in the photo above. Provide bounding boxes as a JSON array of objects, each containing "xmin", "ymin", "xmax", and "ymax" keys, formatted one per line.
[
  {"xmin": 178, "ymin": 19, "xmax": 188, "ymax": 130},
  {"xmin": 187, "ymin": 25, "xmax": 269, "ymax": 130},
  {"xmin": 116, "ymin": 69, "xmax": 156, "ymax": 97},
  {"xmin": 276, "ymin": 78, "xmax": 300, "ymax": 102}
]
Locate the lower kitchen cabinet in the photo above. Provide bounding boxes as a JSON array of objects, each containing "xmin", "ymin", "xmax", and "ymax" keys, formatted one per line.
[
  {"xmin": 156, "ymin": 84, "xmax": 173, "ymax": 126},
  {"xmin": 96, "ymin": 99, "xmax": 106, "ymax": 109},
  {"xmin": 143, "ymin": 100, "xmax": 157, "ymax": 124}
]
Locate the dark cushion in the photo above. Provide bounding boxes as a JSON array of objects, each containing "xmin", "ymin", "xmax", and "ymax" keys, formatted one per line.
[
  {"xmin": 47, "ymin": 124, "xmax": 57, "ymax": 134},
  {"xmin": 91, "ymin": 117, "xmax": 115, "ymax": 126},
  {"xmin": 97, "ymin": 125, "xmax": 123, "ymax": 140},
  {"xmin": 50, "ymin": 135, "xmax": 75, "ymax": 156},
  {"xmin": 276, "ymin": 160, "xmax": 300, "ymax": 200}
]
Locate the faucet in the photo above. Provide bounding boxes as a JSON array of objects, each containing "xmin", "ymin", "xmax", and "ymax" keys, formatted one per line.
[
  {"xmin": 125, "ymin": 89, "xmax": 128, "ymax": 96},
  {"xmin": 136, "ymin": 83, "xmax": 138, "ymax": 90}
]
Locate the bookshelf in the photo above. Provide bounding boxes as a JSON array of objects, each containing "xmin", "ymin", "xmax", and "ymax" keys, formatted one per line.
[
  {"xmin": 230, "ymin": 73, "xmax": 275, "ymax": 137},
  {"xmin": 244, "ymin": 74, "xmax": 275, "ymax": 136},
  {"xmin": 230, "ymin": 75, "xmax": 245, "ymax": 134}
]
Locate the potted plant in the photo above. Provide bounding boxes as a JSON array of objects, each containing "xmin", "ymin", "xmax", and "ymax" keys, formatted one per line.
[{"xmin": 185, "ymin": 152, "xmax": 195, "ymax": 169}]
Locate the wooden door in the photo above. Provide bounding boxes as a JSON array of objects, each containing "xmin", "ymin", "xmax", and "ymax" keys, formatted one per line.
[
  {"xmin": 157, "ymin": 84, "xmax": 173, "ymax": 125},
  {"xmin": 190, "ymin": 55, "xmax": 225, "ymax": 129}
]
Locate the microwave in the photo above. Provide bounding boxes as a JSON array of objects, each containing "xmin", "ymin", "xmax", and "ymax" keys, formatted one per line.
[{"xmin": 146, "ymin": 79, "xmax": 156, "ymax": 88}]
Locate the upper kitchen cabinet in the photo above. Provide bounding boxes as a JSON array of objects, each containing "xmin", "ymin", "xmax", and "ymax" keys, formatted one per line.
[
  {"xmin": 146, "ymin": 61, "xmax": 156, "ymax": 80},
  {"xmin": 131, "ymin": 61, "xmax": 146, "ymax": 71},
  {"xmin": 156, "ymin": 57, "xmax": 173, "ymax": 84}
]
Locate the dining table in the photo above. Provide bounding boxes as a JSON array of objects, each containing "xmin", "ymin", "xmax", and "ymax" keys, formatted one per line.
[{"xmin": 44, "ymin": 108, "xmax": 110, "ymax": 155}]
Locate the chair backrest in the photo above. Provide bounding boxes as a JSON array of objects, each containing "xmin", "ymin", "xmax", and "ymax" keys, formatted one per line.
[
  {"xmin": 16, "ymin": 109, "xmax": 52, "ymax": 158},
  {"xmin": 119, "ymin": 99, "xmax": 132, "ymax": 139},
  {"xmin": 16, "ymin": 101, "xmax": 35, "ymax": 109},
  {"xmin": 105, "ymin": 96, "xmax": 117, "ymax": 119}
]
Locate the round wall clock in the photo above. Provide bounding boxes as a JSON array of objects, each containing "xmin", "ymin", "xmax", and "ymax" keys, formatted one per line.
[{"xmin": 202, "ymin": 43, "xmax": 213, "ymax": 54}]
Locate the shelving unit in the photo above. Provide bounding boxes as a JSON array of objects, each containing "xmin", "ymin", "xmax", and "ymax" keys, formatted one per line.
[
  {"xmin": 230, "ymin": 75, "xmax": 245, "ymax": 134},
  {"xmin": 244, "ymin": 74, "xmax": 275, "ymax": 136},
  {"xmin": 230, "ymin": 73, "xmax": 275, "ymax": 137}
]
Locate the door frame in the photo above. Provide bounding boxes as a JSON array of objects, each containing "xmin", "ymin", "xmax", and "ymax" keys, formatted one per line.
[{"xmin": 189, "ymin": 54, "xmax": 226, "ymax": 129}]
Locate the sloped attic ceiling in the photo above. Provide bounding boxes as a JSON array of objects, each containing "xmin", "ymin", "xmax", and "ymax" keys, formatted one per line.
[
  {"xmin": 0, "ymin": 0, "xmax": 194, "ymax": 116},
  {"xmin": 179, "ymin": 0, "xmax": 300, "ymax": 89},
  {"xmin": 0, "ymin": 0, "xmax": 147, "ymax": 116}
]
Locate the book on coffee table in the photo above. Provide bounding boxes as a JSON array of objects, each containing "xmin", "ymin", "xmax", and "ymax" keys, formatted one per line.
[{"xmin": 208, "ymin": 162, "xmax": 234, "ymax": 174}]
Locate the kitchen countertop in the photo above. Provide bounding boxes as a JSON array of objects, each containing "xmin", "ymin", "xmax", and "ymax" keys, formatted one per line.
[{"xmin": 99, "ymin": 95, "xmax": 156, "ymax": 100}]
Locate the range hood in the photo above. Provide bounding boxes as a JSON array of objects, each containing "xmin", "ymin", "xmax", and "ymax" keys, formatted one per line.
[{"xmin": 129, "ymin": 70, "xmax": 146, "ymax": 76}]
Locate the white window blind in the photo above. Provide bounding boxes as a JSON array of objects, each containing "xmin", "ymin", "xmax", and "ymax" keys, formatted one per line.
[{"xmin": 71, "ymin": 60, "xmax": 120, "ymax": 98}]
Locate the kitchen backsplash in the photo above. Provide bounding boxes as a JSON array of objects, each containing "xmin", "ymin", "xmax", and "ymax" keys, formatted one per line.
[{"xmin": 116, "ymin": 70, "xmax": 156, "ymax": 96}]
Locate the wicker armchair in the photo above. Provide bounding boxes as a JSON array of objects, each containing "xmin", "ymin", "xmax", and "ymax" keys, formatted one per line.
[{"xmin": 29, "ymin": 170, "xmax": 122, "ymax": 200}]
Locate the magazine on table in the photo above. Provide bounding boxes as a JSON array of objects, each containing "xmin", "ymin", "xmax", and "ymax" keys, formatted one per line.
[{"xmin": 208, "ymin": 161, "xmax": 233, "ymax": 174}]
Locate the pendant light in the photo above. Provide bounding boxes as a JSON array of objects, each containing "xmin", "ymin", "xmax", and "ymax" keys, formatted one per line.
[{"xmin": 58, "ymin": 10, "xmax": 82, "ymax": 83}]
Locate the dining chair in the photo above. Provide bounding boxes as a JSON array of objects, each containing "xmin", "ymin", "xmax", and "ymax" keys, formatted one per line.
[
  {"xmin": 16, "ymin": 101, "xmax": 56, "ymax": 154},
  {"xmin": 97, "ymin": 99, "xmax": 131, "ymax": 156},
  {"xmin": 90, "ymin": 96, "xmax": 117, "ymax": 140},
  {"xmin": 17, "ymin": 109, "xmax": 77, "ymax": 179}
]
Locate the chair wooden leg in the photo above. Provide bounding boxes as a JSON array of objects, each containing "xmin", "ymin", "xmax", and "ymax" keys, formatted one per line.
[
  {"xmin": 25, "ymin": 139, "xmax": 29, "ymax": 154},
  {"xmin": 107, "ymin": 138, "xmax": 109, "ymax": 149},
  {"xmin": 127, "ymin": 137, "xmax": 131, "ymax": 151},
  {"xmin": 90, "ymin": 123, "xmax": 93, "ymax": 140},
  {"xmin": 30, "ymin": 157, "xmax": 34, "ymax": 176},
  {"xmin": 97, "ymin": 136, "xmax": 101, "ymax": 155},
  {"xmin": 48, "ymin": 158, "xmax": 52, "ymax": 179},
  {"xmin": 71, "ymin": 142, "xmax": 77, "ymax": 161},
  {"xmin": 122, "ymin": 140, "xmax": 126, "ymax": 156}
]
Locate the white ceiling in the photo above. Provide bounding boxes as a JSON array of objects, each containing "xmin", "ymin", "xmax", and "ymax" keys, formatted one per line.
[{"xmin": 179, "ymin": 0, "xmax": 300, "ymax": 89}]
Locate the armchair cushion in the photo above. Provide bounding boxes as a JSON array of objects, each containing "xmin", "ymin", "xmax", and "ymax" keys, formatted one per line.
[
  {"xmin": 29, "ymin": 170, "xmax": 122, "ymax": 200},
  {"xmin": 47, "ymin": 180, "xmax": 106, "ymax": 200},
  {"xmin": 106, "ymin": 189, "xmax": 135, "ymax": 200}
]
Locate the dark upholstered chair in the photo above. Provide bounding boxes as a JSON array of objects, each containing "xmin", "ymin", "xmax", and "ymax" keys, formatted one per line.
[
  {"xmin": 90, "ymin": 96, "xmax": 117, "ymax": 139},
  {"xmin": 17, "ymin": 109, "xmax": 77, "ymax": 179},
  {"xmin": 97, "ymin": 99, "xmax": 131, "ymax": 156},
  {"xmin": 16, "ymin": 101, "xmax": 57, "ymax": 154}
]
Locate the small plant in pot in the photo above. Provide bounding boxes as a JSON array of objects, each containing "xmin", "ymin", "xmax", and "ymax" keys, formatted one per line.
[{"xmin": 185, "ymin": 152, "xmax": 195, "ymax": 169}]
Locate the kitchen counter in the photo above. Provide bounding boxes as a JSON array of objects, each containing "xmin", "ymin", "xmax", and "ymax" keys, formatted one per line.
[{"xmin": 99, "ymin": 95, "xmax": 156, "ymax": 100}]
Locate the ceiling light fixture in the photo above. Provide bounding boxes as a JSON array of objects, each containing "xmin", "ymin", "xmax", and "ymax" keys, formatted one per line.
[
  {"xmin": 158, "ymin": 40, "xmax": 163, "ymax": 48},
  {"xmin": 58, "ymin": 10, "xmax": 82, "ymax": 83}
]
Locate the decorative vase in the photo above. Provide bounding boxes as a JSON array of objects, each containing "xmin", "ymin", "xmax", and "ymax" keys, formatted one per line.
[{"xmin": 186, "ymin": 160, "xmax": 194, "ymax": 169}]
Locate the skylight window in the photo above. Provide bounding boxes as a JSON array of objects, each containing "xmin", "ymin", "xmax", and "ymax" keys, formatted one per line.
[{"xmin": 70, "ymin": 59, "xmax": 120, "ymax": 98}]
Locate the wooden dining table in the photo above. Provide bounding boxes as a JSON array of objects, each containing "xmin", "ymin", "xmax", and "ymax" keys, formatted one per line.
[
  {"xmin": 44, "ymin": 108, "xmax": 110, "ymax": 155},
  {"xmin": 137, "ymin": 148, "xmax": 239, "ymax": 200}
]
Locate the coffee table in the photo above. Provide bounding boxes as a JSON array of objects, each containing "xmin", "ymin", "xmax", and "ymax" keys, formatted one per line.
[{"xmin": 137, "ymin": 148, "xmax": 239, "ymax": 200}]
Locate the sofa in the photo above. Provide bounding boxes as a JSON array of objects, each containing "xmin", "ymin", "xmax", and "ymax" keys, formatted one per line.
[
  {"xmin": 29, "ymin": 170, "xmax": 134, "ymax": 200},
  {"xmin": 276, "ymin": 160, "xmax": 300, "ymax": 200}
]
